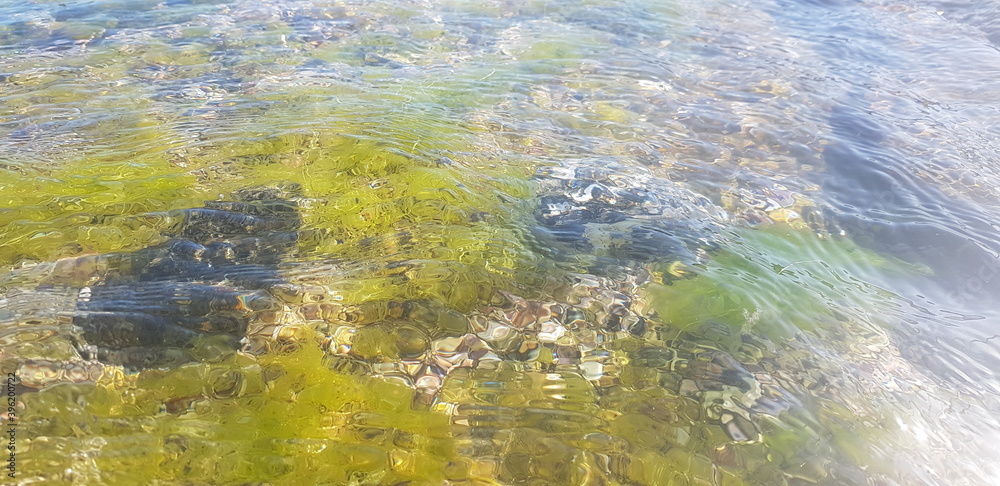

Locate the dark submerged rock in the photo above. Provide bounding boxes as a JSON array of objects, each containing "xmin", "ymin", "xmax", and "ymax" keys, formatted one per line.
[
  {"xmin": 8, "ymin": 183, "xmax": 305, "ymax": 376},
  {"xmin": 531, "ymin": 164, "xmax": 724, "ymax": 274}
]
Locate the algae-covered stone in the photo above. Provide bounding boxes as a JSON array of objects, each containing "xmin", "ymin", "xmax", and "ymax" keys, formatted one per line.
[{"xmin": 2, "ymin": 183, "xmax": 305, "ymax": 385}]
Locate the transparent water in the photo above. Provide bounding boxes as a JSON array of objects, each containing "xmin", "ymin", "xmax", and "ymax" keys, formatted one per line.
[{"xmin": 2, "ymin": 0, "xmax": 999, "ymax": 484}]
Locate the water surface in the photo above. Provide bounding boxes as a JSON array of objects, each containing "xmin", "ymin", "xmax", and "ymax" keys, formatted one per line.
[{"xmin": 2, "ymin": 0, "xmax": 1000, "ymax": 484}]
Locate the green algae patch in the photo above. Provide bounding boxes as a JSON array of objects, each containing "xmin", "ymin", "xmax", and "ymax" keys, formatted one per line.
[
  {"xmin": 590, "ymin": 330, "xmax": 891, "ymax": 485},
  {"xmin": 639, "ymin": 226, "xmax": 932, "ymax": 338},
  {"xmin": 0, "ymin": 109, "xmax": 548, "ymax": 310},
  {"xmin": 195, "ymin": 125, "xmax": 548, "ymax": 312},
  {"xmin": 20, "ymin": 342, "xmax": 457, "ymax": 485},
  {"xmin": 434, "ymin": 354, "xmax": 848, "ymax": 485},
  {"xmin": 438, "ymin": 365, "xmax": 614, "ymax": 484},
  {"xmin": 0, "ymin": 161, "xmax": 200, "ymax": 265}
]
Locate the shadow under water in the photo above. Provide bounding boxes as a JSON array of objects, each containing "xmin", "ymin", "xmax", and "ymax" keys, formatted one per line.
[{"xmin": 2, "ymin": 0, "xmax": 1000, "ymax": 485}]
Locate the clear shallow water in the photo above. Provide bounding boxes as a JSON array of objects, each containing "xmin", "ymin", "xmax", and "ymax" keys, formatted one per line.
[{"xmin": 2, "ymin": 0, "xmax": 999, "ymax": 484}]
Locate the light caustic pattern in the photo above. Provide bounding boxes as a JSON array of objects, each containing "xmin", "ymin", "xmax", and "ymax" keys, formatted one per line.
[{"xmin": 2, "ymin": 0, "xmax": 1000, "ymax": 485}]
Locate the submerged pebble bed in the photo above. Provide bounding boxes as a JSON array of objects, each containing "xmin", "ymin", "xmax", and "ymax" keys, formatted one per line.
[{"xmin": 3, "ymin": 0, "xmax": 1000, "ymax": 484}]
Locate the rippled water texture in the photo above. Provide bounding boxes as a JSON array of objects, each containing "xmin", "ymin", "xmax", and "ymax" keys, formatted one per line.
[{"xmin": 2, "ymin": 0, "xmax": 1000, "ymax": 484}]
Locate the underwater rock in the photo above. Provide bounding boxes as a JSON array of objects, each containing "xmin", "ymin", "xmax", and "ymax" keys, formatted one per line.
[
  {"xmin": 531, "ymin": 163, "xmax": 725, "ymax": 276},
  {"xmin": 0, "ymin": 183, "xmax": 306, "ymax": 387}
]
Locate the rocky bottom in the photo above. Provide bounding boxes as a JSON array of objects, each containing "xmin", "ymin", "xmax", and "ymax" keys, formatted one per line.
[{"xmin": 2, "ymin": 178, "xmax": 915, "ymax": 485}]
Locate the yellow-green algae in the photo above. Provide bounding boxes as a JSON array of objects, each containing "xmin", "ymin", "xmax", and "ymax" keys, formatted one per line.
[
  {"xmin": 1, "ymin": 114, "xmax": 547, "ymax": 307},
  {"xmin": 20, "ymin": 340, "xmax": 460, "ymax": 485},
  {"xmin": 640, "ymin": 226, "xmax": 932, "ymax": 338},
  {"xmin": 3, "ymin": 90, "xmax": 546, "ymax": 484},
  {"xmin": 5, "ymin": 143, "xmax": 913, "ymax": 485},
  {"xmin": 0, "ymin": 4, "xmax": 931, "ymax": 485}
]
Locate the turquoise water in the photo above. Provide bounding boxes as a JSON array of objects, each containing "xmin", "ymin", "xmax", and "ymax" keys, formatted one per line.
[{"xmin": 2, "ymin": 0, "xmax": 1000, "ymax": 484}]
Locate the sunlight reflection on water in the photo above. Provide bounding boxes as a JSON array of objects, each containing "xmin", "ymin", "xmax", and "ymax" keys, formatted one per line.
[{"xmin": 2, "ymin": 0, "xmax": 1000, "ymax": 484}]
